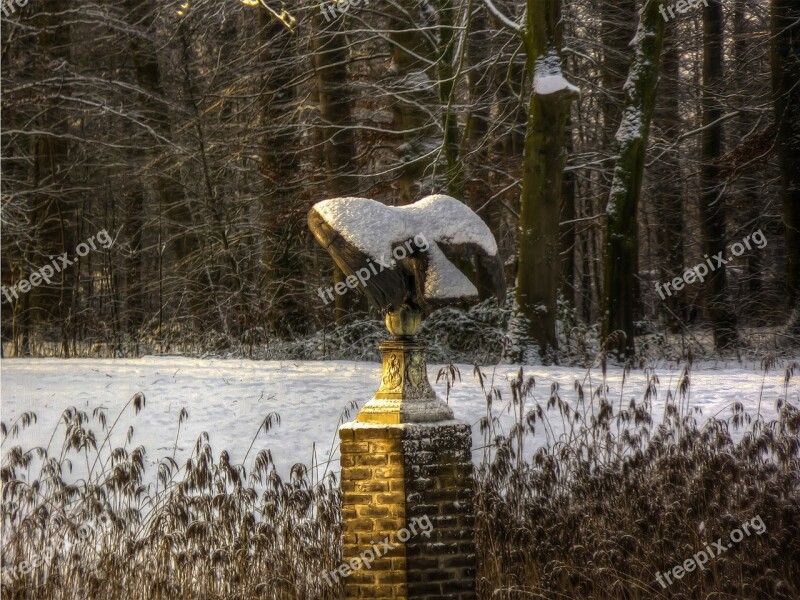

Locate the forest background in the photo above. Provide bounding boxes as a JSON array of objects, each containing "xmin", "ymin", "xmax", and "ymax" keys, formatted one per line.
[{"xmin": 1, "ymin": 0, "xmax": 798, "ymax": 364}]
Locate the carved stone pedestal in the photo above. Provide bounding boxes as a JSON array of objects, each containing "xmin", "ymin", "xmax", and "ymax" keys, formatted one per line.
[{"xmin": 356, "ymin": 339, "xmax": 453, "ymax": 424}]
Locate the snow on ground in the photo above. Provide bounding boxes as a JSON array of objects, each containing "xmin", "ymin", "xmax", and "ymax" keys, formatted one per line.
[{"xmin": 1, "ymin": 358, "xmax": 797, "ymax": 482}]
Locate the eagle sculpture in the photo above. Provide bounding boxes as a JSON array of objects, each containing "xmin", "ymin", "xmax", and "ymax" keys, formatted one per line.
[{"xmin": 308, "ymin": 195, "xmax": 505, "ymax": 320}]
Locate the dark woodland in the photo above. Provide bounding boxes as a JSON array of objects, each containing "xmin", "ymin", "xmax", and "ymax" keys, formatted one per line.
[{"xmin": 1, "ymin": 0, "xmax": 799, "ymax": 364}]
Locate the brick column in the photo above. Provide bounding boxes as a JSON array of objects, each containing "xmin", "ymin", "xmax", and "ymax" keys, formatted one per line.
[
  {"xmin": 402, "ymin": 423, "xmax": 475, "ymax": 599},
  {"xmin": 336, "ymin": 335, "xmax": 476, "ymax": 600},
  {"xmin": 339, "ymin": 424, "xmax": 408, "ymax": 598}
]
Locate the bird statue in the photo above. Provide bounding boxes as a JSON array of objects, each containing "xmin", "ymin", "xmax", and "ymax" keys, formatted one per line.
[
  {"xmin": 308, "ymin": 195, "xmax": 505, "ymax": 317},
  {"xmin": 308, "ymin": 194, "xmax": 506, "ymax": 423}
]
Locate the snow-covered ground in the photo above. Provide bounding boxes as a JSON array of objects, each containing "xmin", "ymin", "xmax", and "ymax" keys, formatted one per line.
[{"xmin": 1, "ymin": 358, "xmax": 797, "ymax": 480}]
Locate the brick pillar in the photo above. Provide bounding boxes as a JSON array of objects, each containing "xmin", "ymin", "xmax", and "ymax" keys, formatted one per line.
[
  {"xmin": 339, "ymin": 424, "xmax": 408, "ymax": 598},
  {"xmin": 402, "ymin": 423, "xmax": 475, "ymax": 599},
  {"xmin": 336, "ymin": 335, "xmax": 476, "ymax": 599}
]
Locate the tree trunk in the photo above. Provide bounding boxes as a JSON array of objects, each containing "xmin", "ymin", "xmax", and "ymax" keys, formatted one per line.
[
  {"xmin": 652, "ymin": 21, "xmax": 685, "ymax": 331},
  {"xmin": 600, "ymin": 0, "xmax": 638, "ymax": 326},
  {"xmin": 560, "ymin": 115, "xmax": 576, "ymax": 309},
  {"xmin": 464, "ymin": 1, "xmax": 505, "ymax": 301},
  {"xmin": 31, "ymin": 0, "xmax": 74, "ymax": 357},
  {"xmin": 435, "ymin": 0, "xmax": 464, "ymax": 197},
  {"xmin": 493, "ymin": 0, "xmax": 526, "ymax": 159},
  {"xmin": 733, "ymin": 0, "xmax": 766, "ymax": 324},
  {"xmin": 700, "ymin": 0, "xmax": 738, "ymax": 349},
  {"xmin": 771, "ymin": 0, "xmax": 800, "ymax": 334},
  {"xmin": 123, "ymin": 0, "xmax": 195, "ymax": 344},
  {"xmin": 387, "ymin": 1, "xmax": 437, "ymax": 203},
  {"xmin": 515, "ymin": 0, "xmax": 578, "ymax": 362},
  {"xmin": 312, "ymin": 9, "xmax": 368, "ymax": 322},
  {"xmin": 122, "ymin": 0, "xmax": 156, "ymax": 345},
  {"xmin": 259, "ymin": 12, "xmax": 308, "ymax": 336},
  {"xmin": 601, "ymin": 0, "xmax": 637, "ymax": 152},
  {"xmin": 602, "ymin": 0, "xmax": 666, "ymax": 358}
]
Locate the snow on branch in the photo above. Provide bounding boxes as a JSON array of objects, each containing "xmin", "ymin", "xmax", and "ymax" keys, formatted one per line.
[{"xmin": 482, "ymin": 0, "xmax": 522, "ymax": 34}]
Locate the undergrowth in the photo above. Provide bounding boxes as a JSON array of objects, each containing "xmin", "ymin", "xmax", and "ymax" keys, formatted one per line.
[{"xmin": 8, "ymin": 289, "xmax": 800, "ymax": 365}]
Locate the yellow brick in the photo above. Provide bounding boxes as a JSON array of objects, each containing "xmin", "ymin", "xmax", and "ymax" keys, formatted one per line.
[
  {"xmin": 373, "ymin": 466, "xmax": 403, "ymax": 478},
  {"xmin": 377, "ymin": 492, "xmax": 405, "ymax": 504},
  {"xmin": 341, "ymin": 442, "xmax": 370, "ymax": 454},
  {"xmin": 346, "ymin": 570, "xmax": 375, "ymax": 584},
  {"xmin": 368, "ymin": 585, "xmax": 395, "ymax": 598},
  {"xmin": 368, "ymin": 441, "xmax": 399, "ymax": 453},
  {"xmin": 378, "ymin": 571, "xmax": 406, "ymax": 585},
  {"xmin": 356, "ymin": 453, "xmax": 388, "ymax": 466},
  {"xmin": 346, "ymin": 494, "xmax": 372, "ymax": 504},
  {"xmin": 355, "ymin": 480, "xmax": 389, "ymax": 493},
  {"xmin": 358, "ymin": 505, "xmax": 389, "ymax": 518},
  {"xmin": 348, "ymin": 518, "xmax": 375, "ymax": 532},
  {"xmin": 342, "ymin": 467, "xmax": 373, "ymax": 480},
  {"xmin": 340, "ymin": 423, "xmax": 408, "ymax": 600},
  {"xmin": 376, "ymin": 518, "xmax": 405, "ymax": 531}
]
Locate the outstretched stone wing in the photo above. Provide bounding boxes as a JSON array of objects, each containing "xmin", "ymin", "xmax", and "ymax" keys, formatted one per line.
[{"xmin": 308, "ymin": 195, "xmax": 505, "ymax": 312}]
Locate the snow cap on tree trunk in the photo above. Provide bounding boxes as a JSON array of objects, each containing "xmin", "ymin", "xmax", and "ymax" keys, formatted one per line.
[{"xmin": 534, "ymin": 49, "xmax": 580, "ymax": 96}]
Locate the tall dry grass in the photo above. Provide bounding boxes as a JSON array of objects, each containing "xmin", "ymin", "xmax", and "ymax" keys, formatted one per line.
[
  {"xmin": 2, "ymin": 357, "xmax": 798, "ymax": 599},
  {"xmin": 474, "ymin": 354, "xmax": 800, "ymax": 599},
  {"xmin": 1, "ymin": 395, "xmax": 349, "ymax": 600}
]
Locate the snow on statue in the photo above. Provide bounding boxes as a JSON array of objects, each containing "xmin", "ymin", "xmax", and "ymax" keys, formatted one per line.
[{"xmin": 308, "ymin": 195, "xmax": 505, "ymax": 314}]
